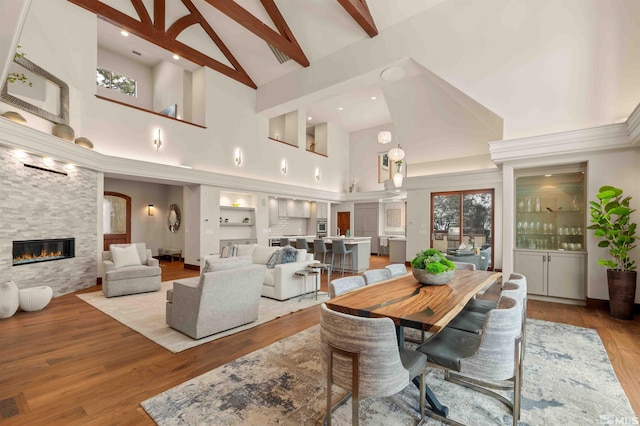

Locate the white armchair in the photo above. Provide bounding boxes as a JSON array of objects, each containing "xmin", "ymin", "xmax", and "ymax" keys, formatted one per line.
[{"xmin": 102, "ymin": 243, "xmax": 161, "ymax": 297}]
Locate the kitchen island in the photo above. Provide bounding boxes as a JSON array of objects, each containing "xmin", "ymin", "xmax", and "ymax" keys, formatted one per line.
[{"xmin": 321, "ymin": 237, "xmax": 371, "ymax": 273}]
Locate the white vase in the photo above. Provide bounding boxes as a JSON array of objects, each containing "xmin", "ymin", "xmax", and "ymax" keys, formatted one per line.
[{"xmin": 0, "ymin": 281, "xmax": 20, "ymax": 318}]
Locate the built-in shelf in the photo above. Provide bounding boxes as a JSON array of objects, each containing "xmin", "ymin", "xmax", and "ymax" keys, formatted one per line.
[{"xmin": 221, "ymin": 206, "xmax": 255, "ymax": 211}]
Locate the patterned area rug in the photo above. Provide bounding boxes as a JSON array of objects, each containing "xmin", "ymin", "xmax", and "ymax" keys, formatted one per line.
[
  {"xmin": 141, "ymin": 319, "xmax": 636, "ymax": 425},
  {"xmin": 77, "ymin": 281, "xmax": 327, "ymax": 353}
]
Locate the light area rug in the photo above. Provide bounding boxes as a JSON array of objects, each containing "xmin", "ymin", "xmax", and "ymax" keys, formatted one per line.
[
  {"xmin": 141, "ymin": 319, "xmax": 637, "ymax": 425},
  {"xmin": 77, "ymin": 281, "xmax": 327, "ymax": 353}
]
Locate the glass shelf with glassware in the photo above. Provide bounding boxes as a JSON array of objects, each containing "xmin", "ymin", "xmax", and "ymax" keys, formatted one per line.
[{"xmin": 515, "ymin": 169, "xmax": 585, "ymax": 252}]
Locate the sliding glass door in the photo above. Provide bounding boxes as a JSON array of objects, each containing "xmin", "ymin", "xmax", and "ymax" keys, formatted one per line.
[{"xmin": 431, "ymin": 189, "xmax": 494, "ymax": 268}]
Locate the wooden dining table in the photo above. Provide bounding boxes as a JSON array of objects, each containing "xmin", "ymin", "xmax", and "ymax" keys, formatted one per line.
[{"xmin": 325, "ymin": 269, "xmax": 502, "ymax": 417}]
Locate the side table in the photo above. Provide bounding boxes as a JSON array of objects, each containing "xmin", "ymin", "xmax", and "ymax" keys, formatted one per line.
[
  {"xmin": 312, "ymin": 263, "xmax": 332, "ymax": 289},
  {"xmin": 295, "ymin": 269, "xmax": 320, "ymax": 301}
]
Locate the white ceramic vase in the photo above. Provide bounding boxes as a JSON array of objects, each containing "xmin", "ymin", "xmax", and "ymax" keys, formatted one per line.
[{"xmin": 0, "ymin": 281, "xmax": 20, "ymax": 318}]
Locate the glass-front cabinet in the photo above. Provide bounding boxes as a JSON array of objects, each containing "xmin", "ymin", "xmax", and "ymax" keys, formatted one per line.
[
  {"xmin": 515, "ymin": 171, "xmax": 585, "ymax": 252},
  {"xmin": 514, "ymin": 167, "xmax": 586, "ymax": 301}
]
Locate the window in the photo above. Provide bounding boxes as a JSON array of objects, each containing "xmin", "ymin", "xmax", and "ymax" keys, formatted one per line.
[
  {"xmin": 96, "ymin": 66, "xmax": 137, "ymax": 97},
  {"xmin": 431, "ymin": 189, "xmax": 494, "ymax": 268}
]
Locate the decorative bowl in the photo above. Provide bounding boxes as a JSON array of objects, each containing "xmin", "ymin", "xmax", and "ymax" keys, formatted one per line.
[
  {"xmin": 231, "ymin": 203, "xmax": 239, "ymax": 207},
  {"xmin": 412, "ymin": 268, "xmax": 454, "ymax": 285}
]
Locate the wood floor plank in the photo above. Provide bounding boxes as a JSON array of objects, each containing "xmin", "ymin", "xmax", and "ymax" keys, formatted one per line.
[{"xmin": 0, "ymin": 257, "xmax": 637, "ymax": 424}]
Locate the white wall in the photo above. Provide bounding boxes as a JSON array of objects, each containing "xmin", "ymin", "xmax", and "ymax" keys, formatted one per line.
[
  {"xmin": 98, "ymin": 46, "xmax": 153, "ymax": 110},
  {"xmin": 349, "ymin": 123, "xmax": 396, "ymax": 193},
  {"xmin": 153, "ymin": 60, "xmax": 184, "ymax": 117},
  {"xmin": 104, "ymin": 178, "xmax": 179, "ymax": 256},
  {"xmin": 381, "ymin": 201, "xmax": 406, "ymax": 236},
  {"xmin": 183, "ymin": 185, "xmax": 201, "ymax": 266}
]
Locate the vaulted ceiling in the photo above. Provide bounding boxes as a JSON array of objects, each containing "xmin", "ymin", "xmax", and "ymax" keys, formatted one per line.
[{"xmin": 68, "ymin": 0, "xmax": 381, "ymax": 89}]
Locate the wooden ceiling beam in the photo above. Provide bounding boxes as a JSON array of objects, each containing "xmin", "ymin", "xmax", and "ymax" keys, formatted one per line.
[
  {"xmin": 67, "ymin": 0, "xmax": 256, "ymax": 88},
  {"xmin": 337, "ymin": 0, "xmax": 378, "ymax": 37},
  {"xmin": 203, "ymin": 0, "xmax": 310, "ymax": 67}
]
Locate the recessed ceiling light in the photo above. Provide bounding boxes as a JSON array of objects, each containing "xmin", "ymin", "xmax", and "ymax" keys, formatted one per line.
[
  {"xmin": 120, "ymin": 30, "xmax": 129, "ymax": 37},
  {"xmin": 544, "ymin": 174, "xmax": 552, "ymax": 177},
  {"xmin": 338, "ymin": 107, "xmax": 344, "ymax": 111},
  {"xmin": 371, "ymin": 96, "xmax": 377, "ymax": 100},
  {"xmin": 173, "ymin": 54, "xmax": 180, "ymax": 60},
  {"xmin": 307, "ymin": 116, "xmax": 312, "ymax": 120}
]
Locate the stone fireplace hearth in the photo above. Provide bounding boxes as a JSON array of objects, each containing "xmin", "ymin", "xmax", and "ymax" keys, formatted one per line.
[{"xmin": 0, "ymin": 146, "xmax": 97, "ymax": 296}]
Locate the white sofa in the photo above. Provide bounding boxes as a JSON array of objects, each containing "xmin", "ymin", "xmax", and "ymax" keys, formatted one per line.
[{"xmin": 203, "ymin": 244, "xmax": 317, "ymax": 301}]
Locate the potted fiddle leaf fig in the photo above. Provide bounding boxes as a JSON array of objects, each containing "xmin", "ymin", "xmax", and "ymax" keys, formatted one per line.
[{"xmin": 588, "ymin": 186, "xmax": 637, "ymax": 320}]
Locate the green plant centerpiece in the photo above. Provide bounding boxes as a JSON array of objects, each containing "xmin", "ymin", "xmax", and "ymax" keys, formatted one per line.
[
  {"xmin": 411, "ymin": 248, "xmax": 456, "ymax": 285},
  {"xmin": 588, "ymin": 185, "xmax": 637, "ymax": 320}
]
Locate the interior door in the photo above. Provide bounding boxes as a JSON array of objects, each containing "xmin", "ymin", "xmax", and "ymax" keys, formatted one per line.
[
  {"xmin": 337, "ymin": 212, "xmax": 350, "ymax": 237},
  {"xmin": 103, "ymin": 192, "xmax": 131, "ymax": 250},
  {"xmin": 354, "ymin": 203, "xmax": 379, "ymax": 254}
]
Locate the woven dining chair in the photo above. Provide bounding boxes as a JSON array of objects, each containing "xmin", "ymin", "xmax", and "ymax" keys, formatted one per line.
[
  {"xmin": 384, "ymin": 263, "xmax": 407, "ymax": 278},
  {"xmin": 362, "ymin": 268, "xmax": 392, "ymax": 285},
  {"xmin": 329, "ymin": 276, "xmax": 365, "ymax": 299}
]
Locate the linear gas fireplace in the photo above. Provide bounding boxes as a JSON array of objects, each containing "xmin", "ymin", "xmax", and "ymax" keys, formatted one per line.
[{"xmin": 13, "ymin": 238, "xmax": 75, "ymax": 266}]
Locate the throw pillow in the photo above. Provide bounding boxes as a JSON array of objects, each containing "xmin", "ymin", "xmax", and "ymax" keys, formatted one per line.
[
  {"xmin": 279, "ymin": 245, "xmax": 298, "ymax": 264},
  {"xmin": 110, "ymin": 244, "xmax": 141, "ymax": 269},
  {"xmin": 266, "ymin": 250, "xmax": 280, "ymax": 269},
  {"xmin": 230, "ymin": 245, "xmax": 238, "ymax": 257},
  {"xmin": 220, "ymin": 246, "xmax": 231, "ymax": 258}
]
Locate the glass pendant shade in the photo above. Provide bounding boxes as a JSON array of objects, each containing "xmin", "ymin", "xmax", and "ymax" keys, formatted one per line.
[
  {"xmin": 388, "ymin": 145, "xmax": 405, "ymax": 162},
  {"xmin": 377, "ymin": 131, "xmax": 392, "ymax": 144},
  {"xmin": 393, "ymin": 173, "xmax": 403, "ymax": 188}
]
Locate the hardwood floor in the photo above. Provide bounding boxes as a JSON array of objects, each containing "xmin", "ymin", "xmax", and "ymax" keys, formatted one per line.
[{"xmin": 0, "ymin": 257, "xmax": 638, "ymax": 424}]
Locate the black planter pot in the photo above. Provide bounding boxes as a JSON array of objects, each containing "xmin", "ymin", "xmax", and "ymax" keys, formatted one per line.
[{"xmin": 607, "ymin": 270, "xmax": 637, "ymax": 320}]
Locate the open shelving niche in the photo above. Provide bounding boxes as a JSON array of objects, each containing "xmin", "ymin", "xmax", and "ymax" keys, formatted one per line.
[{"xmin": 219, "ymin": 192, "xmax": 257, "ymax": 250}]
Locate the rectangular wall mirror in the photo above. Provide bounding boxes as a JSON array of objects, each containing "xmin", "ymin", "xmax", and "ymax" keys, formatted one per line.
[
  {"xmin": 378, "ymin": 152, "xmax": 392, "ymax": 183},
  {"xmin": 2, "ymin": 55, "xmax": 69, "ymax": 124}
]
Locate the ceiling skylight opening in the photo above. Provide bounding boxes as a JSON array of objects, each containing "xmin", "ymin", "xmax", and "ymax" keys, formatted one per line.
[{"xmin": 120, "ymin": 30, "xmax": 129, "ymax": 37}]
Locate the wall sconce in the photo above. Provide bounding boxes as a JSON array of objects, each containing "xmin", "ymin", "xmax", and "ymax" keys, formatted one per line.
[
  {"xmin": 153, "ymin": 129, "xmax": 162, "ymax": 150},
  {"xmin": 314, "ymin": 168, "xmax": 321, "ymax": 182},
  {"xmin": 234, "ymin": 148, "xmax": 242, "ymax": 167},
  {"xmin": 148, "ymin": 204, "xmax": 154, "ymax": 216},
  {"xmin": 281, "ymin": 159, "xmax": 288, "ymax": 175}
]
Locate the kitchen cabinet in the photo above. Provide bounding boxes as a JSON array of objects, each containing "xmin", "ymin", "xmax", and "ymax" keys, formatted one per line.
[
  {"xmin": 269, "ymin": 198, "xmax": 278, "ymax": 225},
  {"xmin": 514, "ymin": 250, "xmax": 585, "ymax": 300},
  {"xmin": 316, "ymin": 202, "xmax": 328, "ymax": 219},
  {"xmin": 277, "ymin": 199, "xmax": 310, "ymax": 218}
]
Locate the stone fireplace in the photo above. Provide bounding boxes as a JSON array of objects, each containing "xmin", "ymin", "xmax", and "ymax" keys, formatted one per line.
[{"xmin": 1, "ymin": 146, "xmax": 98, "ymax": 296}]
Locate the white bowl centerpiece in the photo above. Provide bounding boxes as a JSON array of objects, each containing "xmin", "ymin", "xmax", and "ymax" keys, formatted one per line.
[{"xmin": 410, "ymin": 248, "xmax": 456, "ymax": 285}]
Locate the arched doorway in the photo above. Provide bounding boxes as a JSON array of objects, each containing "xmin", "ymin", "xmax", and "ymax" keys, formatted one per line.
[{"xmin": 103, "ymin": 192, "xmax": 131, "ymax": 250}]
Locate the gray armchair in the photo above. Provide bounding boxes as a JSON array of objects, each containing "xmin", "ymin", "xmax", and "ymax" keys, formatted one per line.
[
  {"xmin": 102, "ymin": 243, "xmax": 161, "ymax": 297},
  {"xmin": 166, "ymin": 260, "xmax": 265, "ymax": 339}
]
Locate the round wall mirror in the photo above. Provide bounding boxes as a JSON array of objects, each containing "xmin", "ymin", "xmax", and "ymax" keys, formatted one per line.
[{"xmin": 168, "ymin": 204, "xmax": 181, "ymax": 233}]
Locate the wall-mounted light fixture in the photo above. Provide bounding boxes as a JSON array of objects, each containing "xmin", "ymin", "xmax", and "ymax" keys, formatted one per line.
[
  {"xmin": 314, "ymin": 168, "xmax": 321, "ymax": 182},
  {"xmin": 148, "ymin": 204, "xmax": 154, "ymax": 216},
  {"xmin": 234, "ymin": 148, "xmax": 243, "ymax": 167},
  {"xmin": 153, "ymin": 129, "xmax": 162, "ymax": 150},
  {"xmin": 281, "ymin": 159, "xmax": 288, "ymax": 175}
]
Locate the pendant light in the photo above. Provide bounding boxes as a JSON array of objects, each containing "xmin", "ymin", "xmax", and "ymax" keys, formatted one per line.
[
  {"xmin": 388, "ymin": 144, "xmax": 405, "ymax": 162},
  {"xmin": 377, "ymin": 98, "xmax": 391, "ymax": 144}
]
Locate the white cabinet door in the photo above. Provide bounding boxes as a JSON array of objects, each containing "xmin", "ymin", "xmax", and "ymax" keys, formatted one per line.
[
  {"xmin": 287, "ymin": 200, "xmax": 302, "ymax": 217},
  {"xmin": 548, "ymin": 252, "xmax": 585, "ymax": 299},
  {"xmin": 278, "ymin": 200, "xmax": 288, "ymax": 217},
  {"xmin": 317, "ymin": 202, "xmax": 328, "ymax": 219},
  {"xmin": 269, "ymin": 198, "xmax": 278, "ymax": 225},
  {"xmin": 514, "ymin": 251, "xmax": 546, "ymax": 295},
  {"xmin": 302, "ymin": 201, "xmax": 311, "ymax": 218}
]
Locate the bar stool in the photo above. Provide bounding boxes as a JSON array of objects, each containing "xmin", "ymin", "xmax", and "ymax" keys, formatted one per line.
[
  {"xmin": 379, "ymin": 236, "xmax": 388, "ymax": 256},
  {"xmin": 296, "ymin": 238, "xmax": 311, "ymax": 253},
  {"xmin": 314, "ymin": 239, "xmax": 332, "ymax": 264},
  {"xmin": 280, "ymin": 238, "xmax": 290, "ymax": 247},
  {"xmin": 332, "ymin": 239, "xmax": 354, "ymax": 277}
]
